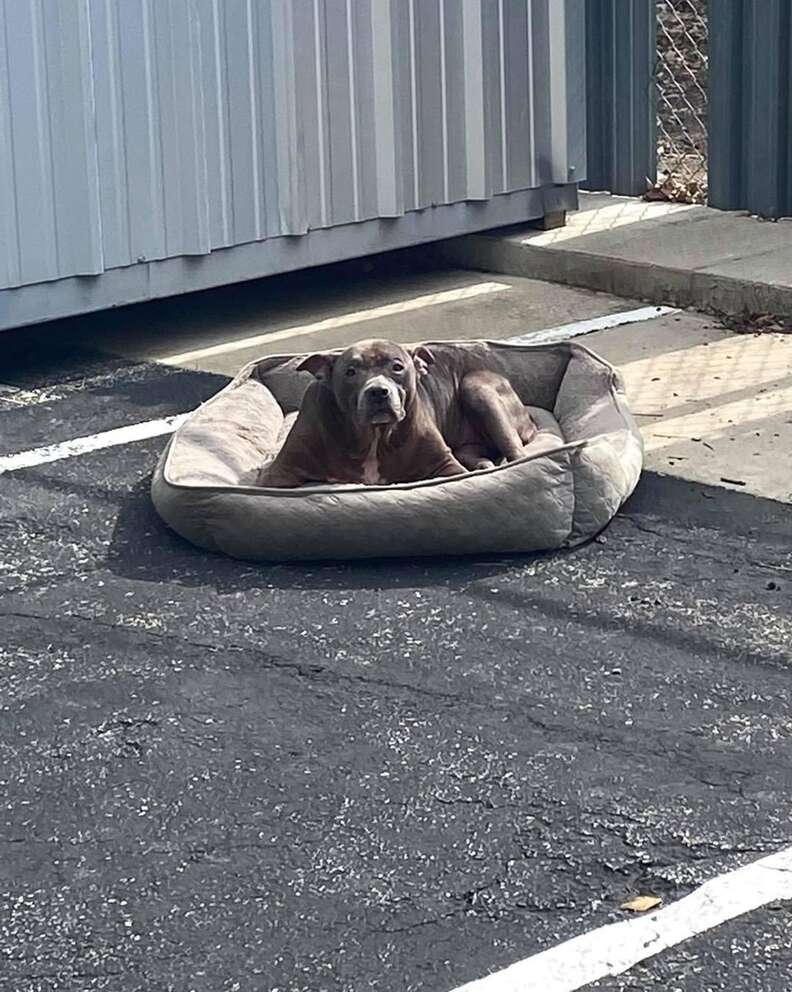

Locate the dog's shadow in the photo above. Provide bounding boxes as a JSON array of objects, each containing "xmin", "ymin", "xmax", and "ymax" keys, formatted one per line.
[{"xmin": 105, "ymin": 474, "xmax": 546, "ymax": 593}]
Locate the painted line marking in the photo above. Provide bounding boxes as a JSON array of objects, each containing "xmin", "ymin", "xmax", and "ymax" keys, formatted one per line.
[
  {"xmin": 0, "ymin": 414, "xmax": 188, "ymax": 476},
  {"xmin": 160, "ymin": 281, "xmax": 511, "ymax": 366},
  {"xmin": 450, "ymin": 844, "xmax": 792, "ymax": 992},
  {"xmin": 504, "ymin": 305, "xmax": 677, "ymax": 346}
]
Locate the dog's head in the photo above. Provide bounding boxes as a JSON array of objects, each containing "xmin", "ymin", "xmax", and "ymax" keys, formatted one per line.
[{"xmin": 297, "ymin": 339, "xmax": 434, "ymax": 428}]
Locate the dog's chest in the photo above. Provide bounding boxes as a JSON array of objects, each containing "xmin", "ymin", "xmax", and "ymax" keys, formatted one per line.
[{"xmin": 361, "ymin": 438, "xmax": 383, "ymax": 485}]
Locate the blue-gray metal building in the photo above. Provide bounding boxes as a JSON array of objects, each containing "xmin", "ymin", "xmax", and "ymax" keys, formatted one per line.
[{"xmin": 0, "ymin": 0, "xmax": 585, "ymax": 331}]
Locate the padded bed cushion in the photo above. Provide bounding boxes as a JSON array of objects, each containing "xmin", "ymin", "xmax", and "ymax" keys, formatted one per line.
[{"xmin": 151, "ymin": 340, "xmax": 643, "ymax": 561}]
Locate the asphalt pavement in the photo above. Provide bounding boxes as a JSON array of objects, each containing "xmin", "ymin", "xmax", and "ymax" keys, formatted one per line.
[{"xmin": 1, "ymin": 255, "xmax": 791, "ymax": 991}]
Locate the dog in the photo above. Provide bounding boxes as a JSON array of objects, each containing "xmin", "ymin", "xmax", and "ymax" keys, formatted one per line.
[{"xmin": 256, "ymin": 339, "xmax": 536, "ymax": 488}]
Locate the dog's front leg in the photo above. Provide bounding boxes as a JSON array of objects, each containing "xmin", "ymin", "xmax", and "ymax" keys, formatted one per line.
[
  {"xmin": 431, "ymin": 453, "xmax": 468, "ymax": 478},
  {"xmin": 256, "ymin": 462, "xmax": 306, "ymax": 488}
]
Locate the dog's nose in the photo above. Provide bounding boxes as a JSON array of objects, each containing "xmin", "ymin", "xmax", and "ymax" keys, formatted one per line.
[{"xmin": 366, "ymin": 385, "xmax": 389, "ymax": 400}]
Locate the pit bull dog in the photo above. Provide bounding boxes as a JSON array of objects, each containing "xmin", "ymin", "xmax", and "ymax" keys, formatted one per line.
[{"xmin": 256, "ymin": 339, "xmax": 536, "ymax": 488}]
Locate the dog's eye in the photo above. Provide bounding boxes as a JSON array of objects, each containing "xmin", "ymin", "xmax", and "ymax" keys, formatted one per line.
[
  {"xmin": 392, "ymin": 361, "xmax": 405, "ymax": 373},
  {"xmin": 345, "ymin": 366, "xmax": 357, "ymax": 377}
]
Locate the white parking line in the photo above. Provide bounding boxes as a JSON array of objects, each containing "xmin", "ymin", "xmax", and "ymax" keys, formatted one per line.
[
  {"xmin": 160, "ymin": 281, "xmax": 512, "ymax": 366},
  {"xmin": 0, "ymin": 414, "xmax": 188, "ymax": 476},
  {"xmin": 504, "ymin": 305, "xmax": 677, "ymax": 346},
  {"xmin": 451, "ymin": 844, "xmax": 792, "ymax": 992}
]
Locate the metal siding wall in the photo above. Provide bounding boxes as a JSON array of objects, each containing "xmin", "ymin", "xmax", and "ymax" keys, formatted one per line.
[
  {"xmin": 0, "ymin": 2, "xmax": 16, "ymax": 287},
  {"xmin": 40, "ymin": 0, "xmax": 104, "ymax": 277},
  {"xmin": 290, "ymin": 0, "xmax": 324, "ymax": 227},
  {"xmin": 89, "ymin": 0, "xmax": 210, "ymax": 266},
  {"xmin": 481, "ymin": 0, "xmax": 505, "ymax": 197},
  {"xmin": 550, "ymin": 0, "xmax": 587, "ymax": 186},
  {"xmin": 262, "ymin": 1, "xmax": 300, "ymax": 236},
  {"xmin": 414, "ymin": 1, "xmax": 444, "ymax": 208},
  {"xmin": 443, "ymin": 1, "xmax": 468, "ymax": 205},
  {"xmin": 393, "ymin": 0, "xmax": 420, "ymax": 213},
  {"xmin": 89, "ymin": 0, "xmax": 131, "ymax": 269},
  {"xmin": 461, "ymin": 0, "xmax": 488, "ymax": 200},
  {"xmin": 222, "ymin": 1, "xmax": 264, "ymax": 244},
  {"xmin": 2, "ymin": 0, "xmax": 59, "ymax": 285},
  {"xmin": 195, "ymin": 0, "xmax": 232, "ymax": 247},
  {"xmin": 153, "ymin": 0, "xmax": 211, "ymax": 256},
  {"xmin": 1, "ymin": 0, "xmax": 585, "ymax": 294},
  {"xmin": 564, "ymin": 0, "xmax": 587, "ymax": 185},
  {"xmin": 0, "ymin": 0, "xmax": 103, "ymax": 287},
  {"xmin": 547, "ymin": 0, "xmax": 571, "ymax": 184},
  {"xmin": 709, "ymin": 0, "xmax": 792, "ymax": 218},
  {"xmin": 583, "ymin": 0, "xmax": 656, "ymax": 196},
  {"xmin": 528, "ymin": 0, "xmax": 553, "ymax": 189},
  {"xmin": 370, "ymin": 0, "xmax": 402, "ymax": 217},
  {"xmin": 114, "ymin": 0, "xmax": 167, "ymax": 262},
  {"xmin": 350, "ymin": 0, "xmax": 379, "ymax": 221},
  {"xmin": 504, "ymin": 0, "xmax": 534, "ymax": 191}
]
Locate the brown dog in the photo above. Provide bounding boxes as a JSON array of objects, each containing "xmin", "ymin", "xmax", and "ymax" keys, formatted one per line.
[{"xmin": 256, "ymin": 339, "xmax": 536, "ymax": 487}]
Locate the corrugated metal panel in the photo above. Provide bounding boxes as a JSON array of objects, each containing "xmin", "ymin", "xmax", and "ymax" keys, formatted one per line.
[
  {"xmin": 2, "ymin": 0, "xmax": 62, "ymax": 286},
  {"xmin": 370, "ymin": 0, "xmax": 403, "ymax": 216},
  {"xmin": 0, "ymin": 0, "xmax": 103, "ymax": 288},
  {"xmin": 153, "ymin": 0, "xmax": 211, "ymax": 256},
  {"xmin": 708, "ymin": 0, "xmax": 792, "ymax": 218},
  {"xmin": 1, "ymin": 0, "xmax": 585, "ymax": 294},
  {"xmin": 583, "ymin": 0, "xmax": 657, "ymax": 197},
  {"xmin": 88, "ymin": 0, "xmax": 210, "ymax": 267}
]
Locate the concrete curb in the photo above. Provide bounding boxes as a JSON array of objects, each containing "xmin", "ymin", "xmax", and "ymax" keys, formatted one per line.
[{"xmin": 436, "ymin": 231, "xmax": 792, "ymax": 319}]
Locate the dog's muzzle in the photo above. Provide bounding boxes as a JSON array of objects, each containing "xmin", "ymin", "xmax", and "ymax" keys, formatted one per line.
[{"xmin": 358, "ymin": 376, "xmax": 405, "ymax": 424}]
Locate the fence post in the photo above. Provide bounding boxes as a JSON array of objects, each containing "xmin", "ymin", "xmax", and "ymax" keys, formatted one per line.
[
  {"xmin": 583, "ymin": 0, "xmax": 657, "ymax": 196},
  {"xmin": 708, "ymin": 0, "xmax": 792, "ymax": 218}
]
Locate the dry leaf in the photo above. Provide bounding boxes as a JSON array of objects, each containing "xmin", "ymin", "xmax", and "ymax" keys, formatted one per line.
[{"xmin": 620, "ymin": 894, "xmax": 662, "ymax": 913}]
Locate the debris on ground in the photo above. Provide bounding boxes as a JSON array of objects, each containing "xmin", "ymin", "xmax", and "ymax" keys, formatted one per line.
[
  {"xmin": 719, "ymin": 312, "xmax": 792, "ymax": 335},
  {"xmin": 644, "ymin": 174, "xmax": 707, "ymax": 205},
  {"xmin": 620, "ymin": 895, "xmax": 663, "ymax": 913}
]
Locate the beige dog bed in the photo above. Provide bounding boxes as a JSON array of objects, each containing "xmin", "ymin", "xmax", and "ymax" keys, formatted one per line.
[{"xmin": 151, "ymin": 341, "xmax": 643, "ymax": 561}]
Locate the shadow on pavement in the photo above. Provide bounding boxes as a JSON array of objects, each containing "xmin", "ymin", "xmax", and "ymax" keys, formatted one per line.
[
  {"xmin": 104, "ymin": 474, "xmax": 537, "ymax": 592},
  {"xmin": 104, "ymin": 468, "xmax": 790, "ymax": 593}
]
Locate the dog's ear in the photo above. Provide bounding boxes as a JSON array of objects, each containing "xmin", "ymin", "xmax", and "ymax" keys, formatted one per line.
[
  {"xmin": 411, "ymin": 346, "xmax": 435, "ymax": 366},
  {"xmin": 410, "ymin": 345, "xmax": 435, "ymax": 379},
  {"xmin": 297, "ymin": 353, "xmax": 335, "ymax": 380}
]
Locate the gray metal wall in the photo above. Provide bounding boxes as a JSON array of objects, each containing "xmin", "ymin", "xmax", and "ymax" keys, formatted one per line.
[
  {"xmin": 0, "ymin": 0, "xmax": 585, "ymax": 329},
  {"xmin": 708, "ymin": 0, "xmax": 792, "ymax": 218},
  {"xmin": 583, "ymin": 0, "xmax": 656, "ymax": 196}
]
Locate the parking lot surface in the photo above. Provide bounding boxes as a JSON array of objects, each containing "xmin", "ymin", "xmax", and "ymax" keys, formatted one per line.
[{"xmin": 1, "ymin": 257, "xmax": 791, "ymax": 991}]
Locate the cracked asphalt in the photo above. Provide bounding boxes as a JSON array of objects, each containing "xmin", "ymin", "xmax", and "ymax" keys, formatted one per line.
[{"xmin": 1, "ymin": 262, "xmax": 792, "ymax": 991}]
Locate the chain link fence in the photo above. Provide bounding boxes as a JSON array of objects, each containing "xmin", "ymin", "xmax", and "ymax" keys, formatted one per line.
[{"xmin": 653, "ymin": 0, "xmax": 708, "ymax": 202}]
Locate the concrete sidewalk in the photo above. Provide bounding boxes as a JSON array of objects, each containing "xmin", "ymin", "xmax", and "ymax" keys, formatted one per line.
[
  {"xmin": 582, "ymin": 313, "xmax": 792, "ymax": 505},
  {"xmin": 440, "ymin": 191, "xmax": 792, "ymax": 319}
]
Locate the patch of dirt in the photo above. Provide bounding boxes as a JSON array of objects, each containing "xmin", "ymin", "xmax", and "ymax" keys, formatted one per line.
[{"xmin": 718, "ymin": 312, "xmax": 792, "ymax": 335}]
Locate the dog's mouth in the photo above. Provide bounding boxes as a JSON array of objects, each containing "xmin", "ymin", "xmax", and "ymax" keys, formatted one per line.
[
  {"xmin": 358, "ymin": 379, "xmax": 406, "ymax": 425},
  {"xmin": 368, "ymin": 409, "xmax": 399, "ymax": 424},
  {"xmin": 364, "ymin": 403, "xmax": 405, "ymax": 426}
]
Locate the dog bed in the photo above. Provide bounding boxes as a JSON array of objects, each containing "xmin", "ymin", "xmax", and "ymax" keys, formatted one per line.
[{"xmin": 151, "ymin": 341, "xmax": 643, "ymax": 561}]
